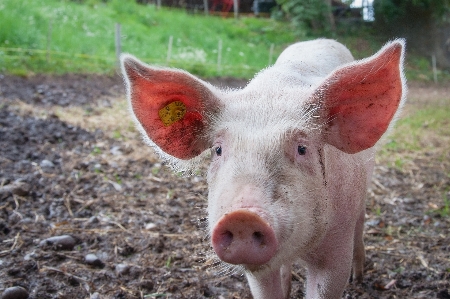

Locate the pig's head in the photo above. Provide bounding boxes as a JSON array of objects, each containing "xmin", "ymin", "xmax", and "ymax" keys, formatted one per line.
[{"xmin": 121, "ymin": 39, "xmax": 405, "ymax": 285}]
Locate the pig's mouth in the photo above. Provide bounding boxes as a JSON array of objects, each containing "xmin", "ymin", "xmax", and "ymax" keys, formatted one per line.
[{"xmin": 211, "ymin": 209, "xmax": 278, "ymax": 267}]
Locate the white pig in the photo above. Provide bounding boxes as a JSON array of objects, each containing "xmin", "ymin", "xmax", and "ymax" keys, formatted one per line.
[{"xmin": 121, "ymin": 39, "xmax": 406, "ymax": 299}]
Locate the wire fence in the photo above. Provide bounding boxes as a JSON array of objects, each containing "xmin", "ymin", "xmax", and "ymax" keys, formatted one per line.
[
  {"xmin": 0, "ymin": 22, "xmax": 280, "ymax": 77},
  {"xmin": 0, "ymin": 37, "xmax": 274, "ymax": 78},
  {"xmin": 0, "ymin": 47, "xmax": 116, "ymax": 74}
]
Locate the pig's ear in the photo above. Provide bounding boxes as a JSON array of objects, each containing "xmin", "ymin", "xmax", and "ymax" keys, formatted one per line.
[
  {"xmin": 121, "ymin": 54, "xmax": 222, "ymax": 160},
  {"xmin": 311, "ymin": 39, "xmax": 406, "ymax": 154}
]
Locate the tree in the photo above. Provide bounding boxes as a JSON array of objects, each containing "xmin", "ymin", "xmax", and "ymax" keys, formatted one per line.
[
  {"xmin": 373, "ymin": 0, "xmax": 450, "ymax": 68},
  {"xmin": 276, "ymin": 0, "xmax": 337, "ymax": 33}
]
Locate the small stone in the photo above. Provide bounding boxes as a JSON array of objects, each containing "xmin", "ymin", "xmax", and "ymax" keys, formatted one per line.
[
  {"xmin": 0, "ymin": 181, "xmax": 31, "ymax": 199},
  {"xmin": 11, "ymin": 181, "xmax": 31, "ymax": 196},
  {"xmin": 39, "ymin": 235, "xmax": 76, "ymax": 251},
  {"xmin": 115, "ymin": 263, "xmax": 130, "ymax": 276},
  {"xmin": 365, "ymin": 219, "xmax": 380, "ymax": 227},
  {"xmin": 40, "ymin": 160, "xmax": 54, "ymax": 168},
  {"xmin": 88, "ymin": 216, "xmax": 99, "ymax": 224},
  {"xmin": 110, "ymin": 146, "xmax": 122, "ymax": 156},
  {"xmin": 90, "ymin": 292, "xmax": 101, "ymax": 299},
  {"xmin": 85, "ymin": 253, "xmax": 105, "ymax": 268},
  {"xmin": 2, "ymin": 286, "xmax": 29, "ymax": 299},
  {"xmin": 403, "ymin": 197, "xmax": 416, "ymax": 204},
  {"xmin": 144, "ymin": 223, "xmax": 157, "ymax": 230},
  {"xmin": 23, "ymin": 251, "xmax": 36, "ymax": 261}
]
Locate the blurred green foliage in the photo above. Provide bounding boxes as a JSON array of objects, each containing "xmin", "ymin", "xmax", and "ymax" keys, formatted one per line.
[
  {"xmin": 0, "ymin": 0, "xmax": 297, "ymax": 77},
  {"xmin": 0, "ymin": 0, "xmax": 448, "ymax": 80}
]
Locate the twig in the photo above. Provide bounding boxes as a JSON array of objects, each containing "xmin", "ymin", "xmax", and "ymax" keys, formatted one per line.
[
  {"xmin": 41, "ymin": 266, "xmax": 89, "ymax": 282},
  {"xmin": 149, "ymin": 176, "xmax": 164, "ymax": 183},
  {"xmin": 13, "ymin": 194, "xmax": 20, "ymax": 210},
  {"xmin": 64, "ymin": 193, "xmax": 74, "ymax": 217},
  {"xmin": 372, "ymin": 178, "xmax": 387, "ymax": 191},
  {"xmin": 417, "ymin": 254, "xmax": 439, "ymax": 273},
  {"xmin": 0, "ymin": 233, "xmax": 21, "ymax": 257},
  {"xmin": 75, "ymin": 198, "xmax": 97, "ymax": 214},
  {"xmin": 109, "ymin": 221, "xmax": 129, "ymax": 232},
  {"xmin": 10, "ymin": 232, "xmax": 20, "ymax": 251},
  {"xmin": 384, "ymin": 279, "xmax": 397, "ymax": 289}
]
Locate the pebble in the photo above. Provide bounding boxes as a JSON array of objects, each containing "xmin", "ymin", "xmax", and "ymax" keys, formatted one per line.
[
  {"xmin": 110, "ymin": 146, "xmax": 122, "ymax": 156},
  {"xmin": 40, "ymin": 160, "xmax": 55, "ymax": 173},
  {"xmin": 88, "ymin": 216, "xmax": 99, "ymax": 224},
  {"xmin": 40, "ymin": 159, "xmax": 55, "ymax": 168},
  {"xmin": 0, "ymin": 181, "xmax": 31, "ymax": 199},
  {"xmin": 365, "ymin": 219, "xmax": 380, "ymax": 227},
  {"xmin": 115, "ymin": 263, "xmax": 130, "ymax": 276},
  {"xmin": 23, "ymin": 251, "xmax": 36, "ymax": 261},
  {"xmin": 90, "ymin": 292, "xmax": 101, "ymax": 299},
  {"xmin": 144, "ymin": 223, "xmax": 157, "ymax": 230},
  {"xmin": 85, "ymin": 253, "xmax": 105, "ymax": 268},
  {"xmin": 39, "ymin": 235, "xmax": 76, "ymax": 251},
  {"xmin": 2, "ymin": 286, "xmax": 29, "ymax": 299}
]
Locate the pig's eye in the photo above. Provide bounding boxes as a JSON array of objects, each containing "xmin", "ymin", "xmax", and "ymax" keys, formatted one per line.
[
  {"xmin": 297, "ymin": 145, "xmax": 307, "ymax": 155},
  {"xmin": 215, "ymin": 146, "xmax": 222, "ymax": 156}
]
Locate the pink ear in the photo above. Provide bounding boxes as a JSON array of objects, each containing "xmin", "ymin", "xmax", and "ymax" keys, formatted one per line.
[
  {"xmin": 312, "ymin": 40, "xmax": 405, "ymax": 154},
  {"xmin": 121, "ymin": 56, "xmax": 221, "ymax": 159}
]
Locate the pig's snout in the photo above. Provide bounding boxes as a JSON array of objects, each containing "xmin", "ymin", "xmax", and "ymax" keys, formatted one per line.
[{"xmin": 211, "ymin": 209, "xmax": 277, "ymax": 266}]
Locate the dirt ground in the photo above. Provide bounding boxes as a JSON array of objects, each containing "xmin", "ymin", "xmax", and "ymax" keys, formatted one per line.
[{"xmin": 0, "ymin": 73, "xmax": 449, "ymax": 299}]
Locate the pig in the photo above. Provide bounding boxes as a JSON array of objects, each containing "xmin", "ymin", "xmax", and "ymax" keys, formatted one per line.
[{"xmin": 120, "ymin": 39, "xmax": 406, "ymax": 299}]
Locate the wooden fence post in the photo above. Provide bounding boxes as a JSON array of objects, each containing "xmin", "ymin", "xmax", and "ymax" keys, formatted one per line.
[
  {"xmin": 167, "ymin": 36, "xmax": 173, "ymax": 64},
  {"xmin": 203, "ymin": 0, "xmax": 209, "ymax": 15},
  {"xmin": 115, "ymin": 23, "xmax": 121, "ymax": 68},
  {"xmin": 217, "ymin": 39, "xmax": 222, "ymax": 74},
  {"xmin": 47, "ymin": 20, "xmax": 53, "ymax": 63},
  {"xmin": 268, "ymin": 43, "xmax": 274, "ymax": 65},
  {"xmin": 432, "ymin": 54, "xmax": 438, "ymax": 83}
]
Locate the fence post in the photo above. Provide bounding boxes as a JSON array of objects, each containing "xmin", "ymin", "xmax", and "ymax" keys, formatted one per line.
[
  {"xmin": 268, "ymin": 43, "xmax": 274, "ymax": 66},
  {"xmin": 156, "ymin": 0, "xmax": 161, "ymax": 10},
  {"xmin": 167, "ymin": 36, "xmax": 173, "ymax": 64},
  {"xmin": 432, "ymin": 54, "xmax": 438, "ymax": 83},
  {"xmin": 115, "ymin": 23, "xmax": 121, "ymax": 68},
  {"xmin": 233, "ymin": 0, "xmax": 239, "ymax": 19},
  {"xmin": 47, "ymin": 20, "xmax": 53, "ymax": 63},
  {"xmin": 203, "ymin": 0, "xmax": 209, "ymax": 15},
  {"xmin": 217, "ymin": 39, "xmax": 222, "ymax": 74}
]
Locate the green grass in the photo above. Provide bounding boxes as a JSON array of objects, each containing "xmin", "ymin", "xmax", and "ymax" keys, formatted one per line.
[
  {"xmin": 437, "ymin": 193, "xmax": 450, "ymax": 217},
  {"xmin": 383, "ymin": 104, "xmax": 450, "ymax": 152},
  {"xmin": 1, "ymin": 0, "xmax": 448, "ymax": 80},
  {"xmin": 378, "ymin": 97, "xmax": 450, "ymax": 171},
  {"xmin": 0, "ymin": 0, "xmax": 297, "ymax": 77}
]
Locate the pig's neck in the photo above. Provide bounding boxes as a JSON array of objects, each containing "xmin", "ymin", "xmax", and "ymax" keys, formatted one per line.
[{"xmin": 245, "ymin": 263, "xmax": 292, "ymax": 299}]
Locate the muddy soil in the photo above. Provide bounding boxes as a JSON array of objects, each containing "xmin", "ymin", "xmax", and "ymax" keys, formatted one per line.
[{"xmin": 0, "ymin": 74, "xmax": 449, "ymax": 299}]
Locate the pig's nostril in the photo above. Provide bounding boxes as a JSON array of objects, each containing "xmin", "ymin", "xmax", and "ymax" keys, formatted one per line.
[
  {"xmin": 252, "ymin": 231, "xmax": 265, "ymax": 245},
  {"xmin": 221, "ymin": 230, "xmax": 233, "ymax": 248}
]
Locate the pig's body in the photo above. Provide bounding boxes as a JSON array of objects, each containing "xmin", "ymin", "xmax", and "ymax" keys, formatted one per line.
[{"xmin": 121, "ymin": 39, "xmax": 406, "ymax": 298}]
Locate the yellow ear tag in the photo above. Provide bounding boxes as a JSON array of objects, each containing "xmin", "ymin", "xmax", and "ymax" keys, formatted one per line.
[{"xmin": 158, "ymin": 101, "xmax": 187, "ymax": 126}]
